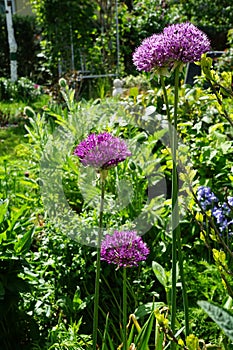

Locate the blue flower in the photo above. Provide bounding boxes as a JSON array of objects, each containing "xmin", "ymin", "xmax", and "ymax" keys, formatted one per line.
[
  {"xmin": 197, "ymin": 187, "xmax": 233, "ymax": 235},
  {"xmin": 212, "ymin": 207, "xmax": 228, "ymax": 232},
  {"xmin": 197, "ymin": 186, "xmax": 218, "ymax": 210}
]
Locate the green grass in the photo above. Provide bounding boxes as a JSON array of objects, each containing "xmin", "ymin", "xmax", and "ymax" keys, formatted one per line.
[
  {"xmin": 0, "ymin": 126, "xmax": 26, "ymax": 160},
  {"xmin": 0, "ymin": 94, "xmax": 50, "ymax": 162},
  {"xmin": 0, "ymin": 94, "xmax": 50, "ymax": 126}
]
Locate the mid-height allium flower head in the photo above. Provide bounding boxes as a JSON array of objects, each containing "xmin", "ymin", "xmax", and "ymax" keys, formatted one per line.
[
  {"xmin": 133, "ymin": 22, "xmax": 211, "ymax": 72},
  {"xmin": 101, "ymin": 230, "xmax": 149, "ymax": 268},
  {"xmin": 74, "ymin": 132, "xmax": 131, "ymax": 170}
]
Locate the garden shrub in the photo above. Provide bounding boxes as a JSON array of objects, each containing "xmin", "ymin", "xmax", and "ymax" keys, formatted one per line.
[
  {"xmin": 0, "ymin": 77, "xmax": 43, "ymax": 102},
  {"xmin": 0, "ymin": 14, "xmax": 40, "ymax": 79},
  {"xmin": 0, "ymin": 200, "xmax": 40, "ymax": 349},
  {"xmin": 0, "ymin": 50, "xmax": 232, "ymax": 348}
]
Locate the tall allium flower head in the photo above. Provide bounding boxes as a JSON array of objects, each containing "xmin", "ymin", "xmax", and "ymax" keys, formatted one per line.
[
  {"xmin": 133, "ymin": 22, "xmax": 211, "ymax": 72},
  {"xmin": 101, "ymin": 230, "xmax": 150, "ymax": 268},
  {"xmin": 74, "ymin": 132, "xmax": 131, "ymax": 170},
  {"xmin": 132, "ymin": 34, "xmax": 168, "ymax": 72}
]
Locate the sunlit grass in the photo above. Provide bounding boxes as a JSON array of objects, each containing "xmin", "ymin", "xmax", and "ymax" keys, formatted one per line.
[
  {"xmin": 0, "ymin": 94, "xmax": 50, "ymax": 125},
  {"xmin": 0, "ymin": 126, "xmax": 26, "ymax": 159}
]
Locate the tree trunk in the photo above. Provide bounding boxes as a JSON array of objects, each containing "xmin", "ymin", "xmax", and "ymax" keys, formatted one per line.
[{"xmin": 4, "ymin": 0, "xmax": 17, "ymax": 82}]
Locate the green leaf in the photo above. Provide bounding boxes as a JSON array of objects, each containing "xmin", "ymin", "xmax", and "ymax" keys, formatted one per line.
[
  {"xmin": 0, "ymin": 199, "xmax": 8, "ymax": 225},
  {"xmin": 129, "ymin": 87, "xmax": 139, "ymax": 98},
  {"xmin": 14, "ymin": 227, "xmax": 34, "ymax": 254},
  {"xmin": 135, "ymin": 311, "xmax": 155, "ymax": 349},
  {"xmin": 66, "ymin": 156, "xmax": 79, "ymax": 175},
  {"xmin": 24, "ymin": 106, "xmax": 36, "ymax": 118},
  {"xmin": 152, "ymin": 261, "xmax": 167, "ymax": 287},
  {"xmin": 0, "ymin": 231, "xmax": 7, "ymax": 244},
  {"xmin": 198, "ymin": 300, "xmax": 233, "ymax": 340},
  {"xmin": 135, "ymin": 302, "xmax": 165, "ymax": 318},
  {"xmin": 73, "ymin": 288, "xmax": 82, "ymax": 305}
]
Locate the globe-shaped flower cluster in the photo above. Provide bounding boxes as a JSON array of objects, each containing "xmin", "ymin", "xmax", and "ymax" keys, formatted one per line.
[
  {"xmin": 101, "ymin": 230, "xmax": 150, "ymax": 268},
  {"xmin": 74, "ymin": 132, "xmax": 131, "ymax": 170},
  {"xmin": 133, "ymin": 22, "xmax": 211, "ymax": 72}
]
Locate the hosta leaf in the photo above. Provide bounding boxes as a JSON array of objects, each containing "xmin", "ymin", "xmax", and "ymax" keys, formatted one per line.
[{"xmin": 152, "ymin": 261, "xmax": 167, "ymax": 287}]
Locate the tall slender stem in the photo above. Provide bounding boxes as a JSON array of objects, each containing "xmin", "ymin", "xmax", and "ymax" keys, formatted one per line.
[
  {"xmin": 123, "ymin": 267, "xmax": 127, "ymax": 350},
  {"xmin": 170, "ymin": 66, "xmax": 180, "ymax": 337},
  {"xmin": 170, "ymin": 65, "xmax": 189, "ymax": 340},
  {"xmin": 160, "ymin": 75, "xmax": 171, "ymax": 124},
  {"xmin": 93, "ymin": 170, "xmax": 107, "ymax": 349}
]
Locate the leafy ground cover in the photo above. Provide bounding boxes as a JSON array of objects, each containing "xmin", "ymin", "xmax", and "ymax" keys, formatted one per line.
[{"xmin": 0, "ymin": 57, "xmax": 233, "ymax": 350}]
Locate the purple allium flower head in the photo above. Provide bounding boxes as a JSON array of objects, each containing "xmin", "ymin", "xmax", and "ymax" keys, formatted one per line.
[
  {"xmin": 133, "ymin": 22, "xmax": 211, "ymax": 72},
  {"xmin": 132, "ymin": 34, "xmax": 167, "ymax": 72},
  {"xmin": 74, "ymin": 132, "xmax": 131, "ymax": 170},
  {"xmin": 100, "ymin": 230, "xmax": 150, "ymax": 268},
  {"xmin": 162, "ymin": 23, "xmax": 210, "ymax": 63}
]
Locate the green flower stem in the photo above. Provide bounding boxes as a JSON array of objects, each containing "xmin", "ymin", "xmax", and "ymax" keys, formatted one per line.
[
  {"xmin": 93, "ymin": 170, "xmax": 107, "ymax": 350},
  {"xmin": 162, "ymin": 66, "xmax": 189, "ymax": 342},
  {"xmin": 173, "ymin": 66, "xmax": 189, "ymax": 338},
  {"xmin": 160, "ymin": 75, "xmax": 173, "ymax": 139},
  {"xmin": 160, "ymin": 75, "xmax": 171, "ymax": 124},
  {"xmin": 177, "ymin": 224, "xmax": 189, "ymax": 336},
  {"xmin": 123, "ymin": 267, "xmax": 127, "ymax": 350},
  {"xmin": 170, "ymin": 66, "xmax": 180, "ymax": 339},
  {"xmin": 160, "ymin": 73, "xmax": 178, "ymax": 335}
]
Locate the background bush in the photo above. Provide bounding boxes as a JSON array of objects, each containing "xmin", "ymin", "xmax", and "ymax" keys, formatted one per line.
[
  {"xmin": 0, "ymin": 15, "xmax": 40, "ymax": 80},
  {"xmin": 1, "ymin": 0, "xmax": 233, "ymax": 86}
]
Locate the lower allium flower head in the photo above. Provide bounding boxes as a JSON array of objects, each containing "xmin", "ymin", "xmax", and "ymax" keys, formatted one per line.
[
  {"xmin": 101, "ymin": 230, "xmax": 150, "ymax": 268},
  {"xmin": 133, "ymin": 22, "xmax": 210, "ymax": 72},
  {"xmin": 74, "ymin": 132, "xmax": 131, "ymax": 170}
]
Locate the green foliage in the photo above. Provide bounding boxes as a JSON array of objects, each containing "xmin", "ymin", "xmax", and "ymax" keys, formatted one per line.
[
  {"xmin": 29, "ymin": 0, "xmax": 97, "ymax": 76},
  {"xmin": 0, "ymin": 14, "xmax": 40, "ymax": 79},
  {"xmin": 21, "ymin": 227, "xmax": 96, "ymax": 349},
  {"xmin": 217, "ymin": 29, "xmax": 233, "ymax": 73},
  {"xmin": 152, "ymin": 261, "xmax": 179, "ymax": 306},
  {"xmin": 1, "ymin": 0, "xmax": 232, "ymax": 84},
  {"xmin": 180, "ymin": 0, "xmax": 233, "ymax": 29},
  {"xmin": 0, "ymin": 77, "xmax": 44, "ymax": 102},
  {"xmin": 0, "ymin": 55, "xmax": 232, "ymax": 348},
  {"xmin": 46, "ymin": 319, "xmax": 92, "ymax": 349},
  {"xmin": 123, "ymin": 74, "xmax": 152, "ymax": 92},
  {"xmin": 0, "ymin": 200, "xmax": 40, "ymax": 349}
]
